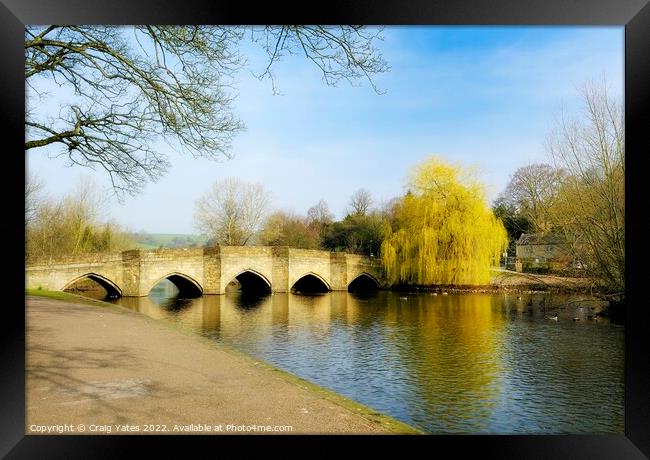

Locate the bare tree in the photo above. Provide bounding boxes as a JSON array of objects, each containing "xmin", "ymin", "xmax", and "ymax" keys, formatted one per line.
[
  {"xmin": 546, "ymin": 81, "xmax": 624, "ymax": 292},
  {"xmin": 25, "ymin": 26, "xmax": 389, "ymax": 197},
  {"xmin": 258, "ymin": 211, "xmax": 320, "ymax": 249},
  {"xmin": 496, "ymin": 163, "xmax": 566, "ymax": 232},
  {"xmin": 193, "ymin": 178, "xmax": 271, "ymax": 246},
  {"xmin": 347, "ymin": 188, "xmax": 373, "ymax": 216},
  {"xmin": 253, "ymin": 26, "xmax": 389, "ymax": 94},
  {"xmin": 25, "ymin": 171, "xmax": 44, "ymax": 227},
  {"xmin": 306, "ymin": 199, "xmax": 334, "ymax": 246},
  {"xmin": 307, "ymin": 199, "xmax": 334, "ymax": 226},
  {"xmin": 26, "ymin": 178, "xmax": 133, "ymax": 262}
]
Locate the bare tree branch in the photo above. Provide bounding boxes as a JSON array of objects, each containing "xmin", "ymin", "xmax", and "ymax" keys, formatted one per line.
[
  {"xmin": 26, "ymin": 26, "xmax": 389, "ymax": 198},
  {"xmin": 546, "ymin": 80, "xmax": 624, "ymax": 292},
  {"xmin": 348, "ymin": 188, "xmax": 374, "ymax": 216}
]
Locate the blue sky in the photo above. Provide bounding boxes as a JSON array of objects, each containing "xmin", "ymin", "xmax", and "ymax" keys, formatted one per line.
[{"xmin": 26, "ymin": 26, "xmax": 623, "ymax": 234}]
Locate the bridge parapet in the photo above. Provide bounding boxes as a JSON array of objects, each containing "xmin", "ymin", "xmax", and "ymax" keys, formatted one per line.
[{"xmin": 26, "ymin": 251, "xmax": 124, "ymax": 268}]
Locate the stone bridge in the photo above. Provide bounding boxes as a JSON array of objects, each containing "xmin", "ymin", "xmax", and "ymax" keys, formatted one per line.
[{"xmin": 25, "ymin": 246, "xmax": 386, "ymax": 297}]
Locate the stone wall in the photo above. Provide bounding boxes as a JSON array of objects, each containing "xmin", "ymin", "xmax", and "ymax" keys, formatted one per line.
[
  {"xmin": 26, "ymin": 252, "xmax": 125, "ymax": 294},
  {"xmin": 219, "ymin": 246, "xmax": 275, "ymax": 294},
  {"xmin": 138, "ymin": 248, "xmax": 205, "ymax": 296},
  {"xmin": 288, "ymin": 248, "xmax": 333, "ymax": 290}
]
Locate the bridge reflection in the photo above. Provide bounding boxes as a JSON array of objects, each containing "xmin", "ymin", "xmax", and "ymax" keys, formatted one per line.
[{"xmin": 110, "ymin": 291, "xmax": 392, "ymax": 338}]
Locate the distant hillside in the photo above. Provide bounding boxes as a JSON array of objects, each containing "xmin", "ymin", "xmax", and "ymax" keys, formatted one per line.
[{"xmin": 129, "ymin": 233, "xmax": 209, "ymax": 250}]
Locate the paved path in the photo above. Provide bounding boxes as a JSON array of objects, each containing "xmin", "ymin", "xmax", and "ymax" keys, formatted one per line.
[{"xmin": 26, "ymin": 296, "xmax": 414, "ymax": 434}]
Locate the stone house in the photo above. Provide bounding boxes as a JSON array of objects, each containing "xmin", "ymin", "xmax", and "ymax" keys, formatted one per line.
[{"xmin": 515, "ymin": 233, "xmax": 572, "ymax": 272}]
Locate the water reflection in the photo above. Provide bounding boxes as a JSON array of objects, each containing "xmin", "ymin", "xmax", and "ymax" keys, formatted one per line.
[
  {"xmin": 108, "ymin": 290, "xmax": 623, "ymax": 434},
  {"xmin": 232, "ymin": 291, "xmax": 269, "ymax": 311}
]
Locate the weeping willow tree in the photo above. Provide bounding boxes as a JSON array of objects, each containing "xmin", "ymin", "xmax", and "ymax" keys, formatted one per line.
[{"xmin": 381, "ymin": 156, "xmax": 508, "ymax": 285}]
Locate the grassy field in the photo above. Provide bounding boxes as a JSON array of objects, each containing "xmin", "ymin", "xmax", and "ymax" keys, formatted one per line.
[{"xmin": 130, "ymin": 233, "xmax": 208, "ymax": 250}]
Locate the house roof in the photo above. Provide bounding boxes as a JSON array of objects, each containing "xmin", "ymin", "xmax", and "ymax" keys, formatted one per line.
[{"xmin": 516, "ymin": 233, "xmax": 567, "ymax": 246}]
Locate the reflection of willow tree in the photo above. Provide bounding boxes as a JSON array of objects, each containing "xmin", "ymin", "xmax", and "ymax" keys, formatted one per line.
[
  {"xmin": 384, "ymin": 294, "xmax": 505, "ymax": 431},
  {"xmin": 381, "ymin": 156, "xmax": 508, "ymax": 286}
]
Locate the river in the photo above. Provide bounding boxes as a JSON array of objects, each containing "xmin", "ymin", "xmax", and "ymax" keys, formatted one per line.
[{"xmin": 102, "ymin": 282, "xmax": 623, "ymax": 434}]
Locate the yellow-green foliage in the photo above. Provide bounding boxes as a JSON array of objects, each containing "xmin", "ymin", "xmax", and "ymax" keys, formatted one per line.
[{"xmin": 381, "ymin": 156, "xmax": 508, "ymax": 285}]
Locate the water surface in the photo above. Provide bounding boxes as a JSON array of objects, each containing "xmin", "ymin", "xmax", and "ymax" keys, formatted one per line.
[{"xmin": 107, "ymin": 286, "xmax": 624, "ymax": 434}]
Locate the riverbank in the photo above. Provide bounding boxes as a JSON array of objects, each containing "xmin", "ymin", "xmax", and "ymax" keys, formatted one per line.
[
  {"xmin": 390, "ymin": 269, "xmax": 595, "ymax": 294},
  {"xmin": 489, "ymin": 268, "xmax": 595, "ymax": 293},
  {"xmin": 26, "ymin": 290, "xmax": 420, "ymax": 435}
]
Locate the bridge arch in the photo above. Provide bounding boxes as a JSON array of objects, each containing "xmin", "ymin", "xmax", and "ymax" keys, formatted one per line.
[
  {"xmin": 291, "ymin": 272, "xmax": 331, "ymax": 294},
  {"xmin": 62, "ymin": 273, "xmax": 122, "ymax": 298},
  {"xmin": 227, "ymin": 269, "xmax": 272, "ymax": 294},
  {"xmin": 348, "ymin": 272, "xmax": 381, "ymax": 293},
  {"xmin": 148, "ymin": 272, "xmax": 203, "ymax": 298}
]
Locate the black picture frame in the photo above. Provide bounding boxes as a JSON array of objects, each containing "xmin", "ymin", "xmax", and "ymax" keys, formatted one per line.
[{"xmin": 3, "ymin": 0, "xmax": 648, "ymax": 457}]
